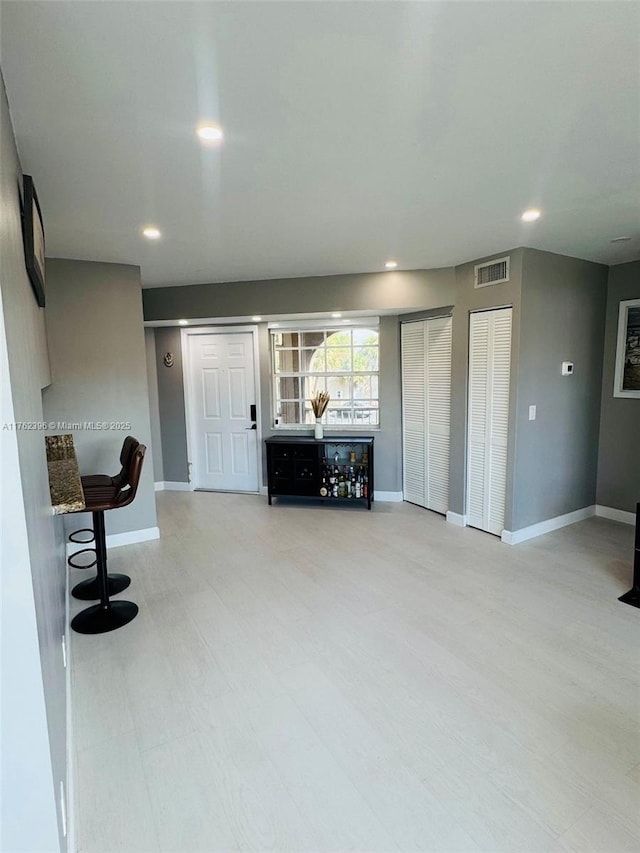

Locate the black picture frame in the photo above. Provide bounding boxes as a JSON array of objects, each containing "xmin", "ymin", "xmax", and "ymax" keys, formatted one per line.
[{"xmin": 21, "ymin": 174, "xmax": 46, "ymax": 307}]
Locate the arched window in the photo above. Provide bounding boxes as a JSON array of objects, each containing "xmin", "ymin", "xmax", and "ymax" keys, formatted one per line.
[{"xmin": 271, "ymin": 326, "xmax": 379, "ymax": 426}]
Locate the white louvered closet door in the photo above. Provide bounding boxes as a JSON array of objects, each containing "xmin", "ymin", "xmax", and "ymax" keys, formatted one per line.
[
  {"xmin": 466, "ymin": 307, "xmax": 512, "ymax": 535},
  {"xmin": 402, "ymin": 317, "xmax": 452, "ymax": 514}
]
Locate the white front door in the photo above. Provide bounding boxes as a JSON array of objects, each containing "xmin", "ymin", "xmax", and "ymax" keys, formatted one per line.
[{"xmin": 187, "ymin": 331, "xmax": 259, "ymax": 492}]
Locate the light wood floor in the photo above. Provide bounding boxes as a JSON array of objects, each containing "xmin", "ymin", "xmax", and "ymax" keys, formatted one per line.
[{"xmin": 71, "ymin": 492, "xmax": 640, "ymax": 853}]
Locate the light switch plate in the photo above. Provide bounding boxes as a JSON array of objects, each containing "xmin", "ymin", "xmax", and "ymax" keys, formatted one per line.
[
  {"xmin": 528, "ymin": 405, "xmax": 536, "ymax": 421},
  {"xmin": 562, "ymin": 361, "xmax": 574, "ymax": 375}
]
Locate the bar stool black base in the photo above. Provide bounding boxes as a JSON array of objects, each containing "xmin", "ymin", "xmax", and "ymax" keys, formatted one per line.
[
  {"xmin": 618, "ymin": 587, "xmax": 640, "ymax": 609},
  {"xmin": 71, "ymin": 601, "xmax": 139, "ymax": 634},
  {"xmin": 72, "ymin": 573, "xmax": 131, "ymax": 601}
]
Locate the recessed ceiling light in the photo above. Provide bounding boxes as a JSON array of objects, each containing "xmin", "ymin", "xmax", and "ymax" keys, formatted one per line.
[
  {"xmin": 197, "ymin": 124, "xmax": 224, "ymax": 143},
  {"xmin": 143, "ymin": 227, "xmax": 161, "ymax": 239},
  {"xmin": 331, "ymin": 312, "xmax": 342, "ymax": 318},
  {"xmin": 610, "ymin": 236, "xmax": 631, "ymax": 243},
  {"xmin": 178, "ymin": 319, "xmax": 188, "ymax": 326},
  {"xmin": 521, "ymin": 209, "xmax": 541, "ymax": 222},
  {"xmin": 252, "ymin": 316, "xmax": 262, "ymax": 321},
  {"xmin": 385, "ymin": 260, "xmax": 398, "ymax": 269}
]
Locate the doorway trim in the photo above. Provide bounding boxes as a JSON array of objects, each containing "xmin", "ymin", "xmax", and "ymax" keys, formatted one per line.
[{"xmin": 181, "ymin": 325, "xmax": 263, "ymax": 493}]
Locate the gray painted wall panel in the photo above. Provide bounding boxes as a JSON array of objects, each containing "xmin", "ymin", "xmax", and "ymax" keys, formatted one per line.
[
  {"xmin": 154, "ymin": 326, "xmax": 189, "ymax": 483},
  {"xmin": 145, "ymin": 328, "xmax": 164, "ymax": 482},
  {"xmin": 448, "ymin": 248, "xmax": 524, "ymax": 527},
  {"xmin": 43, "ymin": 259, "xmax": 158, "ymax": 537},
  {"xmin": 156, "ymin": 317, "xmax": 404, "ymax": 492},
  {"xmin": 597, "ymin": 261, "xmax": 640, "ymax": 512},
  {"xmin": 146, "ymin": 269, "xmax": 456, "ymax": 493},
  {"xmin": 143, "ymin": 267, "xmax": 456, "ymax": 321},
  {"xmin": 0, "ymin": 75, "xmax": 64, "ymax": 851},
  {"xmin": 512, "ymin": 250, "xmax": 607, "ymax": 529}
]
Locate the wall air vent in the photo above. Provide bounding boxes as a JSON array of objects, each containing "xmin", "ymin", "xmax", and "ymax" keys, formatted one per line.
[{"xmin": 474, "ymin": 256, "xmax": 510, "ymax": 288}]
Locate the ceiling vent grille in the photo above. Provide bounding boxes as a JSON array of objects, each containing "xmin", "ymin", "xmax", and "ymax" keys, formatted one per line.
[{"xmin": 474, "ymin": 256, "xmax": 510, "ymax": 288}]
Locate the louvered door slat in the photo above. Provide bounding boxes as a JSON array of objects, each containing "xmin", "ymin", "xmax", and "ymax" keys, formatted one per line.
[
  {"xmin": 425, "ymin": 317, "xmax": 452, "ymax": 514},
  {"xmin": 402, "ymin": 317, "xmax": 452, "ymax": 514},
  {"xmin": 402, "ymin": 322, "xmax": 426, "ymax": 506},
  {"xmin": 467, "ymin": 308, "xmax": 512, "ymax": 535}
]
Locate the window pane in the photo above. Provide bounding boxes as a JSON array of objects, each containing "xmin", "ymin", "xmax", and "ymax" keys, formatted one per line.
[
  {"xmin": 326, "ymin": 375, "xmax": 352, "ymax": 400},
  {"xmin": 301, "ymin": 331, "xmax": 325, "ymax": 348},
  {"xmin": 274, "ymin": 349, "xmax": 301, "ymax": 373},
  {"xmin": 353, "ymin": 328, "xmax": 379, "ymax": 345},
  {"xmin": 278, "ymin": 332, "xmax": 300, "ymax": 348},
  {"xmin": 354, "ymin": 407, "xmax": 379, "ymax": 425},
  {"xmin": 326, "ymin": 348, "xmax": 352, "ymax": 372},
  {"xmin": 353, "ymin": 374, "xmax": 378, "ymax": 399},
  {"xmin": 353, "ymin": 346, "xmax": 379, "ymax": 372},
  {"xmin": 275, "ymin": 376, "xmax": 301, "ymax": 400},
  {"xmin": 326, "ymin": 330, "xmax": 352, "ymax": 347},
  {"xmin": 304, "ymin": 347, "xmax": 325, "ymax": 372},
  {"xmin": 305, "ymin": 375, "xmax": 327, "ymax": 399},
  {"xmin": 276, "ymin": 401, "xmax": 301, "ymax": 424},
  {"xmin": 325, "ymin": 406, "xmax": 353, "ymax": 425}
]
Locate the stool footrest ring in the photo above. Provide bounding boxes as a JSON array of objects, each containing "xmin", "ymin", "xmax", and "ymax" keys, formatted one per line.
[
  {"xmin": 68, "ymin": 548, "xmax": 98, "ymax": 570},
  {"xmin": 69, "ymin": 528, "xmax": 95, "ymax": 544}
]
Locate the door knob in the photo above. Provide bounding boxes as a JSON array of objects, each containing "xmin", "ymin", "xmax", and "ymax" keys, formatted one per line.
[{"xmin": 246, "ymin": 423, "xmax": 257, "ymax": 430}]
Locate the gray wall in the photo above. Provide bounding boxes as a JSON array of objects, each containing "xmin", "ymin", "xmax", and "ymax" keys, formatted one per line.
[
  {"xmin": 0, "ymin": 75, "xmax": 64, "ymax": 851},
  {"xmin": 448, "ymin": 249, "xmax": 524, "ymax": 527},
  {"xmin": 146, "ymin": 269, "xmax": 456, "ymax": 493},
  {"xmin": 154, "ymin": 326, "xmax": 190, "ymax": 483},
  {"xmin": 597, "ymin": 260, "xmax": 640, "ymax": 513},
  {"xmin": 153, "ymin": 317, "xmax": 404, "ymax": 492},
  {"xmin": 43, "ymin": 259, "xmax": 158, "ymax": 538},
  {"xmin": 512, "ymin": 250, "xmax": 608, "ymax": 529},
  {"xmin": 143, "ymin": 267, "xmax": 456, "ymax": 321},
  {"xmin": 145, "ymin": 328, "xmax": 164, "ymax": 482}
]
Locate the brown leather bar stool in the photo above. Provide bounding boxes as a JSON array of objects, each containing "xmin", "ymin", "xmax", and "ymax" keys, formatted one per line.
[
  {"xmin": 71, "ymin": 443, "xmax": 146, "ymax": 635},
  {"xmin": 69, "ymin": 436, "xmax": 138, "ymax": 601}
]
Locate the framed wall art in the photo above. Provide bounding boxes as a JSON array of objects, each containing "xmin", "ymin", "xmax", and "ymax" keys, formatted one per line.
[
  {"xmin": 613, "ymin": 298, "xmax": 640, "ymax": 398},
  {"xmin": 21, "ymin": 174, "xmax": 46, "ymax": 307}
]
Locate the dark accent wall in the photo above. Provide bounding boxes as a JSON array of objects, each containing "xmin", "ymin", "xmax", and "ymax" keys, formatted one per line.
[
  {"xmin": 513, "ymin": 250, "xmax": 608, "ymax": 529},
  {"xmin": 597, "ymin": 261, "xmax": 640, "ymax": 513}
]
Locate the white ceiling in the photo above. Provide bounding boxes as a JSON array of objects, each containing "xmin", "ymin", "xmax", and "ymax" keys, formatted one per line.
[{"xmin": 1, "ymin": 1, "xmax": 639, "ymax": 288}]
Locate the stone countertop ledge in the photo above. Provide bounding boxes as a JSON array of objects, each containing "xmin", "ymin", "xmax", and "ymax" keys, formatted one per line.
[{"xmin": 45, "ymin": 434, "xmax": 86, "ymax": 514}]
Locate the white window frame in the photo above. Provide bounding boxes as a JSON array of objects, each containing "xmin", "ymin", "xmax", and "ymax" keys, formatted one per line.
[{"xmin": 270, "ymin": 319, "xmax": 380, "ymax": 430}]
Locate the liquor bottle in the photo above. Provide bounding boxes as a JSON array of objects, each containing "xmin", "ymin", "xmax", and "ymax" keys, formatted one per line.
[
  {"xmin": 350, "ymin": 467, "xmax": 356, "ymax": 498},
  {"xmin": 362, "ymin": 471, "xmax": 368, "ymax": 499},
  {"xmin": 333, "ymin": 467, "xmax": 339, "ymax": 498},
  {"xmin": 355, "ymin": 470, "xmax": 362, "ymax": 499},
  {"xmin": 319, "ymin": 469, "xmax": 328, "ymax": 497},
  {"xmin": 343, "ymin": 466, "xmax": 350, "ymax": 498}
]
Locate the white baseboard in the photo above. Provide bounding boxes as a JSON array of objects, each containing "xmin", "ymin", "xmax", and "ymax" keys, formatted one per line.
[
  {"xmin": 66, "ymin": 525, "xmax": 160, "ymax": 556},
  {"xmin": 374, "ymin": 491, "xmax": 403, "ymax": 502},
  {"xmin": 155, "ymin": 481, "xmax": 191, "ymax": 492},
  {"xmin": 595, "ymin": 505, "xmax": 636, "ymax": 526},
  {"xmin": 446, "ymin": 511, "xmax": 467, "ymax": 527},
  {"xmin": 501, "ymin": 505, "xmax": 596, "ymax": 545},
  {"xmin": 259, "ymin": 486, "xmax": 268, "ymax": 496}
]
